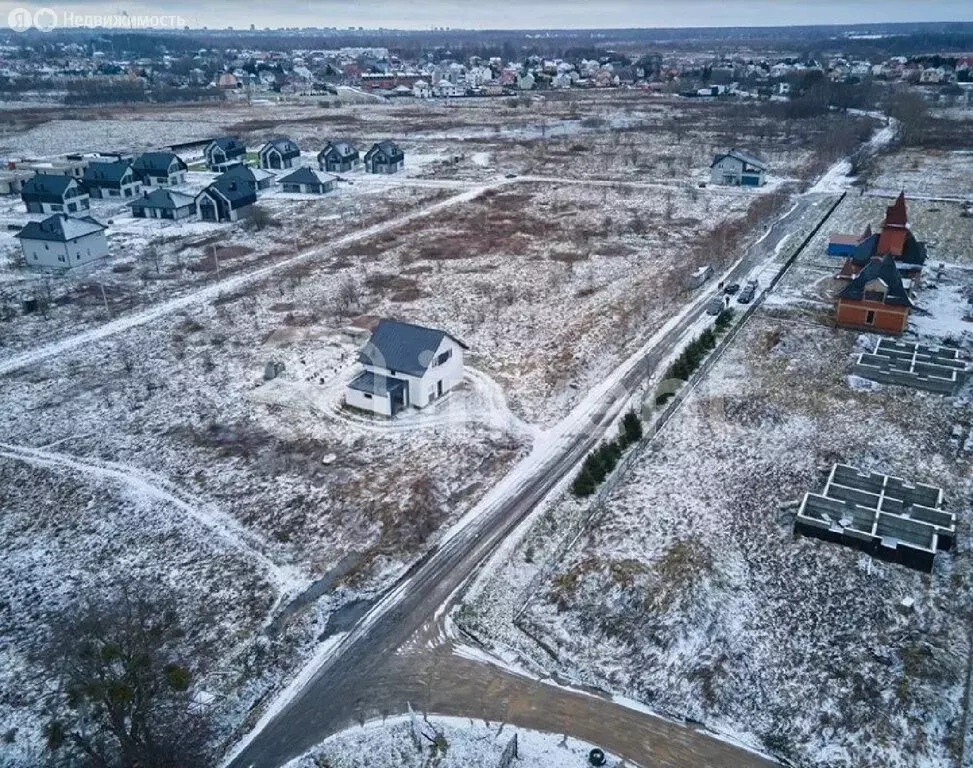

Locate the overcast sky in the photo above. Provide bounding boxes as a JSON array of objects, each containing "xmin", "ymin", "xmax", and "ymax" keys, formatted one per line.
[{"xmin": 2, "ymin": 0, "xmax": 971, "ymax": 31}]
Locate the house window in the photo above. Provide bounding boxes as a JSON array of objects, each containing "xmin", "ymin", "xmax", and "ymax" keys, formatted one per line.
[
  {"xmin": 865, "ymin": 310, "xmax": 876, "ymax": 325},
  {"xmin": 436, "ymin": 350, "xmax": 452, "ymax": 366},
  {"xmin": 51, "ymin": 204, "xmax": 63, "ymax": 212},
  {"xmin": 863, "ymin": 290, "xmax": 885, "ymax": 303},
  {"xmin": 363, "ymin": 393, "xmax": 372, "ymax": 399}
]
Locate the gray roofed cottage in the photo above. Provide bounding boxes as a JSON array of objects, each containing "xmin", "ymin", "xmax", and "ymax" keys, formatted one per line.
[
  {"xmin": 346, "ymin": 318, "xmax": 469, "ymax": 416},
  {"xmin": 358, "ymin": 319, "xmax": 468, "ymax": 377},
  {"xmin": 15, "ymin": 213, "xmax": 109, "ymax": 270},
  {"xmin": 258, "ymin": 136, "xmax": 301, "ymax": 170},
  {"xmin": 278, "ymin": 166, "xmax": 336, "ymax": 194},
  {"xmin": 132, "ymin": 151, "xmax": 188, "ymax": 186},
  {"xmin": 318, "ymin": 140, "xmax": 360, "ymax": 173},
  {"xmin": 710, "ymin": 148, "xmax": 767, "ymax": 187},
  {"xmin": 82, "ymin": 159, "xmax": 141, "ymax": 199},
  {"xmin": 130, "ymin": 188, "xmax": 197, "ymax": 220},
  {"xmin": 364, "ymin": 140, "xmax": 405, "ymax": 174},
  {"xmin": 21, "ymin": 173, "xmax": 90, "ymax": 215},
  {"xmin": 204, "ymin": 136, "xmax": 247, "ymax": 171}
]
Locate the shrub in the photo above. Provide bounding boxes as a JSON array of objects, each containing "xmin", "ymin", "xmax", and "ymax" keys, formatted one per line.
[{"xmin": 715, "ymin": 307, "xmax": 735, "ymax": 331}]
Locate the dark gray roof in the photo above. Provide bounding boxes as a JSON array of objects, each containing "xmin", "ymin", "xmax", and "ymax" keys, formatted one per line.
[
  {"xmin": 203, "ymin": 167, "xmax": 258, "ymax": 207},
  {"xmin": 365, "ymin": 140, "xmax": 404, "ymax": 163},
  {"xmin": 219, "ymin": 164, "xmax": 257, "ymax": 184},
  {"xmin": 712, "ymin": 148, "xmax": 768, "ymax": 171},
  {"xmin": 132, "ymin": 151, "xmax": 187, "ymax": 177},
  {"xmin": 260, "ymin": 136, "xmax": 301, "ymax": 159},
  {"xmin": 278, "ymin": 167, "xmax": 335, "ymax": 186},
  {"xmin": 207, "ymin": 136, "xmax": 246, "ymax": 157},
  {"xmin": 851, "ymin": 233, "xmax": 880, "ymax": 266},
  {"xmin": 21, "ymin": 174, "xmax": 78, "ymax": 202},
  {"xmin": 129, "ymin": 188, "xmax": 196, "ymax": 210},
  {"xmin": 839, "ymin": 254, "xmax": 913, "ymax": 307},
  {"xmin": 347, "ymin": 370, "xmax": 408, "ymax": 397},
  {"xmin": 83, "ymin": 159, "xmax": 132, "ymax": 186},
  {"xmin": 358, "ymin": 318, "xmax": 467, "ymax": 377},
  {"xmin": 15, "ymin": 213, "xmax": 106, "ymax": 242},
  {"xmin": 319, "ymin": 140, "xmax": 358, "ymax": 159}
]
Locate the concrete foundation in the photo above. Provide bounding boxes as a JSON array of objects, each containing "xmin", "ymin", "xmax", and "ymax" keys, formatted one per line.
[
  {"xmin": 795, "ymin": 464, "xmax": 954, "ymax": 572},
  {"xmin": 851, "ymin": 339, "xmax": 968, "ymax": 394}
]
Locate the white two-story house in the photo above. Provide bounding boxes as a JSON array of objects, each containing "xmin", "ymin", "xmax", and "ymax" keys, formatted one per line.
[
  {"xmin": 15, "ymin": 213, "xmax": 109, "ymax": 270},
  {"xmin": 710, "ymin": 148, "xmax": 768, "ymax": 187},
  {"xmin": 131, "ymin": 151, "xmax": 188, "ymax": 188},
  {"xmin": 21, "ymin": 174, "xmax": 90, "ymax": 216},
  {"xmin": 345, "ymin": 319, "xmax": 468, "ymax": 417}
]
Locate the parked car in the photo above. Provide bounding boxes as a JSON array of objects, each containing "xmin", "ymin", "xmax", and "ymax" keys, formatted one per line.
[
  {"xmin": 723, "ymin": 283, "xmax": 740, "ymax": 295},
  {"xmin": 737, "ymin": 280, "xmax": 758, "ymax": 304},
  {"xmin": 706, "ymin": 296, "xmax": 725, "ymax": 315}
]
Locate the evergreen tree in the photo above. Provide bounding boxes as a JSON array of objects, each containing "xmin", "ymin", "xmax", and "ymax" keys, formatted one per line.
[
  {"xmin": 572, "ymin": 468, "xmax": 596, "ymax": 497},
  {"xmin": 585, "ymin": 452, "xmax": 607, "ymax": 483},
  {"xmin": 623, "ymin": 410, "xmax": 643, "ymax": 443}
]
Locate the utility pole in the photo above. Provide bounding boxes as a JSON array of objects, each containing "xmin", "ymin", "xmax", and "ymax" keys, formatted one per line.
[
  {"xmin": 212, "ymin": 244, "xmax": 220, "ymax": 281},
  {"xmin": 99, "ymin": 283, "xmax": 110, "ymax": 316}
]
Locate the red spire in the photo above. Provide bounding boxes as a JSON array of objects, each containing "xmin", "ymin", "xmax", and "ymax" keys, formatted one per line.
[{"xmin": 884, "ymin": 191, "xmax": 908, "ymax": 228}]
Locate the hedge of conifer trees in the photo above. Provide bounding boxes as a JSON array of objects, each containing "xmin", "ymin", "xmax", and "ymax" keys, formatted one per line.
[{"xmin": 571, "ymin": 409, "xmax": 644, "ymax": 497}]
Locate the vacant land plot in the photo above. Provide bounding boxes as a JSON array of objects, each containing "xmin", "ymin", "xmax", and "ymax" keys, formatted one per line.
[
  {"xmin": 0, "ymin": 461, "xmax": 278, "ymax": 766},
  {"xmin": 867, "ymin": 148, "xmax": 973, "ymax": 199},
  {"xmin": 327, "ymin": 180, "xmax": 795, "ymax": 424},
  {"xmin": 521, "ymin": 265, "xmax": 973, "ymax": 767}
]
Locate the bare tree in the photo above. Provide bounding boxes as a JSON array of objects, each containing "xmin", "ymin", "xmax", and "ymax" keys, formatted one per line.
[
  {"xmin": 882, "ymin": 90, "xmax": 930, "ymax": 146},
  {"xmin": 143, "ymin": 245, "xmax": 161, "ymax": 276},
  {"xmin": 338, "ymin": 277, "xmax": 360, "ymax": 311},
  {"xmin": 248, "ymin": 206, "xmax": 278, "ymax": 232},
  {"xmin": 41, "ymin": 589, "xmax": 215, "ymax": 768}
]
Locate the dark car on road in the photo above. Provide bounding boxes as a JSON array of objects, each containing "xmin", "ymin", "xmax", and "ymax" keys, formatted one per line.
[
  {"xmin": 723, "ymin": 283, "xmax": 740, "ymax": 295},
  {"xmin": 737, "ymin": 281, "xmax": 758, "ymax": 304}
]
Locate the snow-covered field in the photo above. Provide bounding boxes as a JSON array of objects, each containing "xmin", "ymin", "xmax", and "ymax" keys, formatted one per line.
[
  {"xmin": 0, "ymin": 94, "xmax": 879, "ymax": 762},
  {"xmin": 500, "ymin": 184, "xmax": 973, "ymax": 767},
  {"xmin": 867, "ymin": 148, "xmax": 973, "ymax": 200},
  {"xmin": 0, "ymin": 460, "xmax": 278, "ymax": 767},
  {"xmin": 285, "ymin": 714, "xmax": 614, "ymax": 768}
]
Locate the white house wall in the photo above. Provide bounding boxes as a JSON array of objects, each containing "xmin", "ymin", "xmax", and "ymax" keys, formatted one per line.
[
  {"xmin": 345, "ymin": 386, "xmax": 393, "ymax": 416},
  {"xmin": 416, "ymin": 336, "xmax": 465, "ymax": 406},
  {"xmin": 362, "ymin": 336, "xmax": 465, "ymax": 409},
  {"xmin": 21, "ymin": 231, "xmax": 108, "ymax": 270}
]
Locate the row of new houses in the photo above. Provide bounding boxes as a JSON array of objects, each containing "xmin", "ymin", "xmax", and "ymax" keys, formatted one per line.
[
  {"xmin": 12, "ymin": 137, "xmax": 407, "ymax": 270},
  {"xmin": 9, "ymin": 136, "xmax": 404, "ymax": 205}
]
